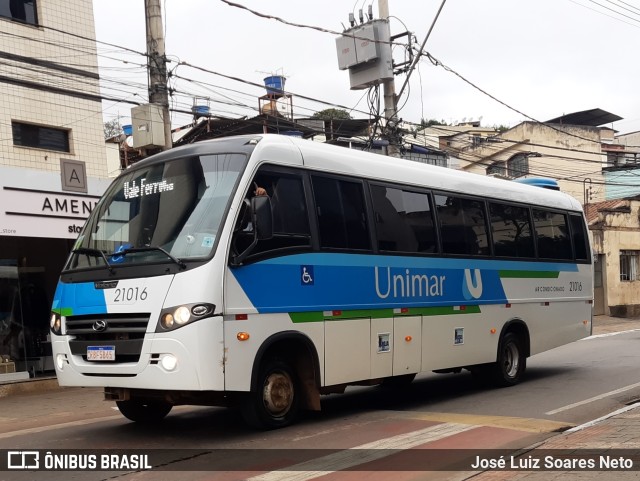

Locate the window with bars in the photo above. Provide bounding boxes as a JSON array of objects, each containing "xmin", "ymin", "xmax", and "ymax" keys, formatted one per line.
[
  {"xmin": 507, "ymin": 153, "xmax": 529, "ymax": 178},
  {"xmin": 620, "ymin": 250, "xmax": 640, "ymax": 281},
  {"xmin": 12, "ymin": 121, "xmax": 70, "ymax": 152},
  {"xmin": 487, "ymin": 162, "xmax": 506, "ymax": 177}
]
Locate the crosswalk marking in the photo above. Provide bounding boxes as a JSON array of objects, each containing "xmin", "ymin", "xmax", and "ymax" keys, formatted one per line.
[
  {"xmin": 247, "ymin": 422, "xmax": 476, "ymax": 481},
  {"xmin": 404, "ymin": 411, "xmax": 572, "ymax": 433}
]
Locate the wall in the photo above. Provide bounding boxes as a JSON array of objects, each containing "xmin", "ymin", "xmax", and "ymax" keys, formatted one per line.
[
  {"xmin": 0, "ymin": 0, "xmax": 108, "ymax": 178},
  {"xmin": 604, "ymin": 168, "xmax": 640, "ymax": 200},
  {"xmin": 590, "ymin": 200, "xmax": 640, "ymax": 317},
  {"xmin": 459, "ymin": 122, "xmax": 605, "ymax": 204},
  {"xmin": 106, "ymin": 141, "xmax": 122, "ymax": 178}
]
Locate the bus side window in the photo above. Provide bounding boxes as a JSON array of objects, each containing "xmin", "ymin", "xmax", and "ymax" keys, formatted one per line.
[
  {"xmin": 312, "ymin": 176, "xmax": 370, "ymax": 251},
  {"xmin": 435, "ymin": 194, "xmax": 489, "ymax": 256},
  {"xmin": 569, "ymin": 214, "xmax": 590, "ymax": 261},
  {"xmin": 532, "ymin": 209, "xmax": 571, "ymax": 260},
  {"xmin": 370, "ymin": 184, "xmax": 436, "ymax": 254},
  {"xmin": 489, "ymin": 202, "xmax": 535, "ymax": 258},
  {"xmin": 234, "ymin": 169, "xmax": 311, "ymax": 260}
]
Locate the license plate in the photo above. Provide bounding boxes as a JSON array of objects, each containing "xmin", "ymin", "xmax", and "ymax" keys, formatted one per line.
[{"xmin": 87, "ymin": 346, "xmax": 115, "ymax": 361}]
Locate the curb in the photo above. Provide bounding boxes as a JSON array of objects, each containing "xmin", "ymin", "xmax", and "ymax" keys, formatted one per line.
[
  {"xmin": 0, "ymin": 377, "xmax": 60, "ymax": 399},
  {"xmin": 563, "ymin": 401, "xmax": 640, "ymax": 434}
]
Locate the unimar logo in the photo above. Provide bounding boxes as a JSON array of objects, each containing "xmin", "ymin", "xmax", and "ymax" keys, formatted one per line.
[{"xmin": 463, "ymin": 269, "xmax": 483, "ymax": 300}]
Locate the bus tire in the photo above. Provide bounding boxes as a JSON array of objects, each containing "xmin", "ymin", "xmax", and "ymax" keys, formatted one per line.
[
  {"xmin": 490, "ymin": 332, "xmax": 526, "ymax": 387},
  {"xmin": 242, "ymin": 359, "xmax": 299, "ymax": 429},
  {"xmin": 116, "ymin": 400, "xmax": 172, "ymax": 423}
]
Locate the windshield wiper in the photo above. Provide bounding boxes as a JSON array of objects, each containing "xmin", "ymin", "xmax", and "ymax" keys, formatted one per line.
[
  {"xmin": 72, "ymin": 247, "xmax": 114, "ymax": 273},
  {"xmin": 119, "ymin": 246, "xmax": 186, "ymax": 269}
]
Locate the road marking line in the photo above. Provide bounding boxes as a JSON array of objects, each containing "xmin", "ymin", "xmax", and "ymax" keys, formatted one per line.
[
  {"xmin": 545, "ymin": 381, "xmax": 640, "ymax": 415},
  {"xmin": 247, "ymin": 422, "xmax": 475, "ymax": 481}
]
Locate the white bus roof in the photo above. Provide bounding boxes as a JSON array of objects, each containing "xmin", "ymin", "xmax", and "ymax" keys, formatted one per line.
[{"xmin": 249, "ymin": 134, "xmax": 583, "ymax": 213}]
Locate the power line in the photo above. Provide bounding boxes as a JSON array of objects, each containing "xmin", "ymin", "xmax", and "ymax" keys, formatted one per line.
[
  {"xmin": 602, "ymin": 0, "xmax": 640, "ymax": 17},
  {"xmin": 396, "ymin": 0, "xmax": 446, "ymax": 100},
  {"xmin": 615, "ymin": 0, "xmax": 640, "ymax": 13},
  {"xmin": 586, "ymin": 0, "xmax": 640, "ymax": 23},
  {"xmin": 3, "ymin": 3, "xmax": 633, "ymax": 176},
  {"xmin": 420, "ymin": 51, "xmax": 640, "ymax": 149},
  {"xmin": 177, "ymin": 61, "xmax": 375, "ymax": 118},
  {"xmin": 567, "ymin": 0, "xmax": 640, "ymax": 28},
  {"xmin": 219, "ymin": 0, "xmax": 406, "ymax": 46}
]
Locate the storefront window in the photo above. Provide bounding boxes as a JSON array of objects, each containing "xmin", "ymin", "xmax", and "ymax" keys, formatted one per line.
[
  {"xmin": 0, "ymin": 237, "xmax": 74, "ymax": 380},
  {"xmin": 0, "ymin": 263, "xmax": 24, "ymax": 373}
]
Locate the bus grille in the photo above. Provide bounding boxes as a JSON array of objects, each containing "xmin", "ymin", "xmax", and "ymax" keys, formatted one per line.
[{"xmin": 66, "ymin": 313, "xmax": 150, "ymax": 363}]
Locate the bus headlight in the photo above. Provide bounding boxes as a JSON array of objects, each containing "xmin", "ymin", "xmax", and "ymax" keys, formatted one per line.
[
  {"xmin": 156, "ymin": 303, "xmax": 215, "ymax": 332},
  {"xmin": 50, "ymin": 312, "xmax": 62, "ymax": 335},
  {"xmin": 174, "ymin": 306, "xmax": 191, "ymax": 325}
]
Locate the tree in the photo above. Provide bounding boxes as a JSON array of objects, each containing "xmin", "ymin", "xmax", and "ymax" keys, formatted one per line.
[
  {"xmin": 311, "ymin": 108, "xmax": 352, "ymax": 120},
  {"xmin": 420, "ymin": 118, "xmax": 449, "ymax": 127},
  {"xmin": 104, "ymin": 118, "xmax": 122, "ymax": 139}
]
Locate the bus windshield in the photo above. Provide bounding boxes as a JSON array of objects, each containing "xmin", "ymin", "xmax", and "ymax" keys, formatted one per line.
[{"xmin": 66, "ymin": 152, "xmax": 247, "ymax": 271}]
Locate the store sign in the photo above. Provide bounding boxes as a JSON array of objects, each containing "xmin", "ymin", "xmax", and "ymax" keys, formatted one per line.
[
  {"xmin": 60, "ymin": 159, "xmax": 88, "ymax": 194},
  {"xmin": 0, "ymin": 166, "xmax": 109, "ymax": 239}
]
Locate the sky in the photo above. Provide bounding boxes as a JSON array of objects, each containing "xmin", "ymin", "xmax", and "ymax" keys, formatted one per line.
[{"xmin": 92, "ymin": 0, "xmax": 640, "ymax": 135}]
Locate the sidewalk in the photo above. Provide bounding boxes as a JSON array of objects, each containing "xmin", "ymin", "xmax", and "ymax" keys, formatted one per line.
[
  {"xmin": 472, "ymin": 314, "xmax": 640, "ymax": 480},
  {"xmin": 591, "ymin": 313, "xmax": 640, "ymax": 336},
  {"xmin": 470, "ymin": 401, "xmax": 640, "ymax": 480}
]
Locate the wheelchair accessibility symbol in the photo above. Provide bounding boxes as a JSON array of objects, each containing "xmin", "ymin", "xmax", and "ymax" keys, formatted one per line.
[{"xmin": 301, "ymin": 265, "xmax": 314, "ymax": 285}]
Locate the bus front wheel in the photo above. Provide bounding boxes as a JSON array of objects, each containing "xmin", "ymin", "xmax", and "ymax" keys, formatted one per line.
[
  {"xmin": 242, "ymin": 359, "xmax": 299, "ymax": 429},
  {"xmin": 490, "ymin": 332, "xmax": 526, "ymax": 387},
  {"xmin": 116, "ymin": 399, "xmax": 172, "ymax": 423}
]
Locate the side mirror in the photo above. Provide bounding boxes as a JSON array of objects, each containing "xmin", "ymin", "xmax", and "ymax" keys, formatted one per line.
[
  {"xmin": 232, "ymin": 195, "xmax": 273, "ymax": 265},
  {"xmin": 252, "ymin": 195, "xmax": 273, "ymax": 241}
]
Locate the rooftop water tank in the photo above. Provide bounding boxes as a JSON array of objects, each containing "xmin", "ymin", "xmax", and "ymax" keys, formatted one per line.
[
  {"xmin": 192, "ymin": 105, "xmax": 210, "ymax": 118},
  {"xmin": 264, "ymin": 75, "xmax": 285, "ymax": 95}
]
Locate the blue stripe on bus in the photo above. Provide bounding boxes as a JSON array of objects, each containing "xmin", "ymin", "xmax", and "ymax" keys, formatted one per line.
[
  {"xmin": 230, "ymin": 253, "xmax": 578, "ymax": 314},
  {"xmin": 52, "ymin": 281, "xmax": 108, "ymax": 316},
  {"xmin": 250, "ymin": 253, "xmax": 579, "ymax": 272}
]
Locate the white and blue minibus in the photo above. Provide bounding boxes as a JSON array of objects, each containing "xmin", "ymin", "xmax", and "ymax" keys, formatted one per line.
[{"xmin": 50, "ymin": 134, "xmax": 593, "ymax": 428}]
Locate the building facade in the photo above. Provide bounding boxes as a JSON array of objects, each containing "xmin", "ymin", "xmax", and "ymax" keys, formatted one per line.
[
  {"xmin": 588, "ymin": 199, "xmax": 640, "ymax": 317},
  {"xmin": 0, "ymin": 0, "xmax": 110, "ymax": 381},
  {"xmin": 457, "ymin": 121, "xmax": 609, "ymax": 204}
]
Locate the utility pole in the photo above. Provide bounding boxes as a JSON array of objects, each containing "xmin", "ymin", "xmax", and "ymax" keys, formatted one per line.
[
  {"xmin": 378, "ymin": 0, "xmax": 400, "ymax": 157},
  {"xmin": 144, "ymin": 0, "xmax": 172, "ymax": 150}
]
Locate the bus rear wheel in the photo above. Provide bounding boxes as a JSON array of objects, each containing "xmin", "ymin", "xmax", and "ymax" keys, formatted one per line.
[
  {"xmin": 116, "ymin": 399, "xmax": 172, "ymax": 423},
  {"xmin": 242, "ymin": 359, "xmax": 299, "ymax": 429},
  {"xmin": 490, "ymin": 332, "xmax": 526, "ymax": 387}
]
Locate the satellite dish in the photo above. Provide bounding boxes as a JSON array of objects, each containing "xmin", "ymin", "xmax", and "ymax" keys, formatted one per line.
[{"xmin": 125, "ymin": 136, "xmax": 133, "ymax": 148}]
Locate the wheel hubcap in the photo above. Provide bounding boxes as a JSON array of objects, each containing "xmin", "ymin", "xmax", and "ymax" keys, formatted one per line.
[
  {"xmin": 503, "ymin": 343, "xmax": 519, "ymax": 378},
  {"xmin": 263, "ymin": 371, "xmax": 294, "ymax": 417}
]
